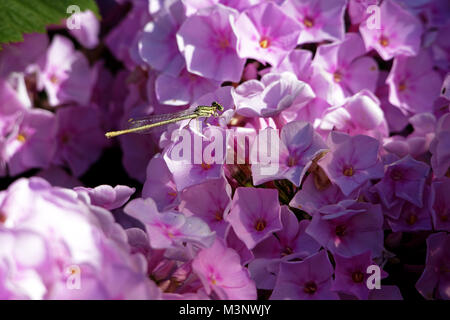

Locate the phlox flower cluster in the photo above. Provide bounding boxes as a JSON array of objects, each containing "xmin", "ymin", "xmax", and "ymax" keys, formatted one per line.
[{"xmin": 0, "ymin": 0, "xmax": 449, "ymax": 300}]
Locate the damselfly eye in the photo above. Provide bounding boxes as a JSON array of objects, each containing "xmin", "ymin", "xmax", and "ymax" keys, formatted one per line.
[{"xmin": 212, "ymin": 101, "xmax": 224, "ymax": 111}]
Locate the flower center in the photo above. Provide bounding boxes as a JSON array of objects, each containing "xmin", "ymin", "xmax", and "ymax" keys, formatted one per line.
[
  {"xmin": 333, "ymin": 71, "xmax": 342, "ymax": 83},
  {"xmin": 255, "ymin": 219, "xmax": 267, "ymax": 232},
  {"xmin": 209, "ymin": 274, "xmax": 217, "ymax": 285},
  {"xmin": 440, "ymin": 210, "xmax": 448, "ymax": 222},
  {"xmin": 167, "ymin": 191, "xmax": 177, "ymax": 198},
  {"xmin": 398, "ymin": 81, "xmax": 407, "ymax": 92},
  {"xmin": 281, "ymin": 246, "xmax": 293, "ymax": 257},
  {"xmin": 0, "ymin": 212, "xmax": 6, "ymax": 224},
  {"xmin": 214, "ymin": 210, "xmax": 223, "ymax": 221},
  {"xmin": 343, "ymin": 166, "xmax": 354, "ymax": 177},
  {"xmin": 287, "ymin": 155, "xmax": 298, "ymax": 167},
  {"xmin": 201, "ymin": 162, "xmax": 212, "ymax": 170},
  {"xmin": 303, "ymin": 17, "xmax": 314, "ymax": 28},
  {"xmin": 390, "ymin": 169, "xmax": 403, "ymax": 181},
  {"xmin": 406, "ymin": 213, "xmax": 418, "ymax": 225},
  {"xmin": 16, "ymin": 132, "xmax": 27, "ymax": 142},
  {"xmin": 218, "ymin": 37, "xmax": 229, "ymax": 49},
  {"xmin": 60, "ymin": 133, "xmax": 70, "ymax": 144},
  {"xmin": 352, "ymin": 271, "xmax": 365, "ymax": 283},
  {"xmin": 50, "ymin": 74, "xmax": 60, "ymax": 84},
  {"xmin": 259, "ymin": 37, "xmax": 270, "ymax": 49},
  {"xmin": 186, "ymin": 72, "xmax": 199, "ymax": 83},
  {"xmin": 379, "ymin": 36, "xmax": 389, "ymax": 47},
  {"xmin": 303, "ymin": 281, "xmax": 317, "ymax": 294},
  {"xmin": 335, "ymin": 225, "xmax": 346, "ymax": 237}
]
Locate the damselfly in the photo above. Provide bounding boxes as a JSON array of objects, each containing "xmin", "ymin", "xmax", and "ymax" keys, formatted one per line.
[{"xmin": 105, "ymin": 102, "xmax": 224, "ymax": 138}]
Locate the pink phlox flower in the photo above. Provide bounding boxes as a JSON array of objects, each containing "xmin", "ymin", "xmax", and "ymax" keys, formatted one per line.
[
  {"xmin": 177, "ymin": 4, "xmax": 245, "ymax": 82},
  {"xmin": 226, "ymin": 187, "xmax": 282, "ymax": 250},
  {"xmin": 320, "ymin": 131, "xmax": 384, "ymax": 196},
  {"xmin": 270, "ymin": 250, "xmax": 338, "ymax": 300},
  {"xmin": 306, "ymin": 200, "xmax": 384, "ymax": 257},
  {"xmin": 192, "ymin": 238, "xmax": 257, "ymax": 300},
  {"xmin": 282, "ymin": 0, "xmax": 347, "ymax": 44},
  {"xmin": 359, "ymin": 0, "xmax": 423, "ymax": 61},
  {"xmin": 124, "ymin": 197, "xmax": 216, "ymax": 250},
  {"xmin": 232, "ymin": 2, "xmax": 302, "ymax": 67}
]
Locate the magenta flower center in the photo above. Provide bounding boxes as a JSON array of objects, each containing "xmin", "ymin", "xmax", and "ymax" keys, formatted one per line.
[
  {"xmin": 207, "ymin": 266, "xmax": 221, "ymax": 285},
  {"xmin": 16, "ymin": 132, "xmax": 27, "ymax": 143},
  {"xmin": 335, "ymin": 224, "xmax": 346, "ymax": 236},
  {"xmin": 209, "ymin": 275, "xmax": 217, "ymax": 285},
  {"xmin": 217, "ymin": 36, "xmax": 230, "ymax": 49},
  {"xmin": 287, "ymin": 155, "xmax": 298, "ymax": 167},
  {"xmin": 0, "ymin": 212, "xmax": 6, "ymax": 224},
  {"xmin": 351, "ymin": 271, "xmax": 365, "ymax": 283},
  {"xmin": 60, "ymin": 133, "xmax": 71, "ymax": 144},
  {"xmin": 333, "ymin": 71, "xmax": 343, "ymax": 83},
  {"xmin": 303, "ymin": 281, "xmax": 317, "ymax": 294},
  {"xmin": 186, "ymin": 72, "xmax": 199, "ymax": 83},
  {"xmin": 281, "ymin": 246, "xmax": 293, "ymax": 257},
  {"xmin": 440, "ymin": 210, "xmax": 448, "ymax": 222},
  {"xmin": 259, "ymin": 37, "xmax": 270, "ymax": 49},
  {"xmin": 157, "ymin": 223, "xmax": 181, "ymax": 239},
  {"xmin": 389, "ymin": 169, "xmax": 403, "ymax": 181},
  {"xmin": 70, "ymin": 268, "xmax": 79, "ymax": 275},
  {"xmin": 343, "ymin": 166, "xmax": 354, "ymax": 177},
  {"xmin": 49, "ymin": 74, "xmax": 60, "ymax": 84},
  {"xmin": 379, "ymin": 36, "xmax": 389, "ymax": 47},
  {"xmin": 201, "ymin": 162, "xmax": 212, "ymax": 170},
  {"xmin": 303, "ymin": 17, "xmax": 314, "ymax": 28},
  {"xmin": 214, "ymin": 210, "xmax": 223, "ymax": 221},
  {"xmin": 406, "ymin": 213, "xmax": 418, "ymax": 225},
  {"xmin": 167, "ymin": 191, "xmax": 177, "ymax": 198},
  {"xmin": 434, "ymin": 204, "xmax": 448, "ymax": 222},
  {"xmin": 254, "ymin": 218, "xmax": 267, "ymax": 231}
]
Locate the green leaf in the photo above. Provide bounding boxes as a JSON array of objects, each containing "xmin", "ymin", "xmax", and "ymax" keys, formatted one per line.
[{"xmin": 0, "ymin": 0, "xmax": 100, "ymax": 49}]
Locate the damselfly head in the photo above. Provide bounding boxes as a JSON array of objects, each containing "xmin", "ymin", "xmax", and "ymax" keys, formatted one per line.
[{"xmin": 212, "ymin": 101, "xmax": 224, "ymax": 111}]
